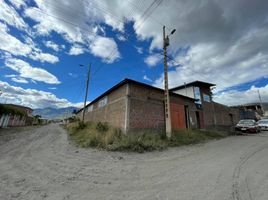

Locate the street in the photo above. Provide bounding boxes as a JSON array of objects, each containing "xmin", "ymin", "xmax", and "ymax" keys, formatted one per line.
[{"xmin": 0, "ymin": 124, "xmax": 268, "ymax": 200}]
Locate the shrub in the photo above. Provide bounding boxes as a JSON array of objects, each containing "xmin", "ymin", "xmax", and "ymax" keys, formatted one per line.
[{"xmin": 96, "ymin": 122, "xmax": 109, "ymax": 132}]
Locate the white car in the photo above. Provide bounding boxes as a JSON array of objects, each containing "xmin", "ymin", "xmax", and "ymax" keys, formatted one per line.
[{"xmin": 257, "ymin": 119, "xmax": 268, "ymax": 131}]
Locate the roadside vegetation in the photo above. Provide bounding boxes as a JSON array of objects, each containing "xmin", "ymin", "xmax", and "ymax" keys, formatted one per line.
[{"xmin": 65, "ymin": 121, "xmax": 226, "ymax": 153}]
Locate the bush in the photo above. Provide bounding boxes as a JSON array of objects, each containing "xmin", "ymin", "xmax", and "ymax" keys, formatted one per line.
[
  {"xmin": 65, "ymin": 122, "xmax": 226, "ymax": 153},
  {"xmin": 96, "ymin": 122, "xmax": 109, "ymax": 132}
]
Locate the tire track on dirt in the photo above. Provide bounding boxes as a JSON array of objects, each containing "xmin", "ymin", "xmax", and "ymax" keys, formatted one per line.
[{"xmin": 232, "ymin": 142, "xmax": 268, "ymax": 200}]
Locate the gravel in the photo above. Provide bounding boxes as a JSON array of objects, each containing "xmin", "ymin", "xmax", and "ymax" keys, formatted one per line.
[{"xmin": 0, "ymin": 124, "xmax": 267, "ymax": 200}]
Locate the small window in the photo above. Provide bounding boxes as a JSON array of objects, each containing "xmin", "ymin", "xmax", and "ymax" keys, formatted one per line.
[
  {"xmin": 98, "ymin": 96, "xmax": 108, "ymax": 108},
  {"xmin": 203, "ymin": 94, "xmax": 211, "ymax": 102},
  {"xmin": 87, "ymin": 105, "xmax": 93, "ymax": 112},
  {"xmin": 194, "ymin": 87, "xmax": 201, "ymax": 104}
]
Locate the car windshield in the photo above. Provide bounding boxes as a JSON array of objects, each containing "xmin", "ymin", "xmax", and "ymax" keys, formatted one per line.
[
  {"xmin": 238, "ymin": 120, "xmax": 255, "ymax": 125},
  {"xmin": 258, "ymin": 120, "xmax": 268, "ymax": 124}
]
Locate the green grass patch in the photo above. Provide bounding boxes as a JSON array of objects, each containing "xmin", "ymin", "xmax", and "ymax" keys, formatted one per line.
[{"xmin": 65, "ymin": 122, "xmax": 226, "ymax": 153}]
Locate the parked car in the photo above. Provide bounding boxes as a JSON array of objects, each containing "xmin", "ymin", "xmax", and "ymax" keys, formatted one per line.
[
  {"xmin": 235, "ymin": 119, "xmax": 260, "ymax": 133},
  {"xmin": 257, "ymin": 119, "xmax": 268, "ymax": 131}
]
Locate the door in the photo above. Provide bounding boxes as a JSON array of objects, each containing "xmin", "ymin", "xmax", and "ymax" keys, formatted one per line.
[
  {"xmin": 196, "ymin": 111, "xmax": 201, "ymax": 129},
  {"xmin": 170, "ymin": 103, "xmax": 186, "ymax": 130},
  {"xmin": 184, "ymin": 105, "xmax": 189, "ymax": 129}
]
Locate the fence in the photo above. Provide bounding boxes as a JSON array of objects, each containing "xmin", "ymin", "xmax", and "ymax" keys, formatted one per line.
[{"xmin": 0, "ymin": 114, "xmax": 27, "ymax": 128}]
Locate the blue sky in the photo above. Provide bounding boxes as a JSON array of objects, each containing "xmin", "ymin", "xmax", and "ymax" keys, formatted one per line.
[{"xmin": 0, "ymin": 0, "xmax": 268, "ymax": 108}]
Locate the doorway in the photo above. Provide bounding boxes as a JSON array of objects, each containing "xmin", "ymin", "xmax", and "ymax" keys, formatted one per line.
[
  {"xmin": 184, "ymin": 105, "xmax": 189, "ymax": 129},
  {"xmin": 196, "ymin": 111, "xmax": 201, "ymax": 129}
]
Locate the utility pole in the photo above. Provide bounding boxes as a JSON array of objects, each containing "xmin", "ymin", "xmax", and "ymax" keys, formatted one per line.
[
  {"xmin": 163, "ymin": 26, "xmax": 176, "ymax": 138},
  {"xmin": 81, "ymin": 64, "xmax": 91, "ymax": 124}
]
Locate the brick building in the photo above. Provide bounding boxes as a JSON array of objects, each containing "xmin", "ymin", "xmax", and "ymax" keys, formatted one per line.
[
  {"xmin": 76, "ymin": 79, "xmax": 239, "ymax": 133},
  {"xmin": 170, "ymin": 81, "xmax": 240, "ymax": 130}
]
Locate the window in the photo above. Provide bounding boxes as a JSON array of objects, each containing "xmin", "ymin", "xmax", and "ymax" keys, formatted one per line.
[
  {"xmin": 86, "ymin": 105, "xmax": 93, "ymax": 112},
  {"xmin": 203, "ymin": 94, "xmax": 211, "ymax": 102},
  {"xmin": 98, "ymin": 96, "xmax": 108, "ymax": 108},
  {"xmin": 194, "ymin": 87, "xmax": 201, "ymax": 104}
]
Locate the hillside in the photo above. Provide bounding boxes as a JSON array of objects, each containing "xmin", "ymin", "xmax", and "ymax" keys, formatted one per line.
[{"xmin": 33, "ymin": 107, "xmax": 78, "ymax": 119}]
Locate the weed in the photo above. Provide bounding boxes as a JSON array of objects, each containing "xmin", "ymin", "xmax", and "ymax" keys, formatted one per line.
[{"xmin": 65, "ymin": 122, "xmax": 226, "ymax": 153}]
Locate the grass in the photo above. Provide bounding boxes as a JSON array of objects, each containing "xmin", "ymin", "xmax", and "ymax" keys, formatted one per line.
[{"xmin": 65, "ymin": 121, "xmax": 226, "ymax": 153}]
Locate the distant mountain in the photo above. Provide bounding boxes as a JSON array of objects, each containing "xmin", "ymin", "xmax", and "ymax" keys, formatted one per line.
[{"xmin": 33, "ymin": 107, "xmax": 79, "ymax": 119}]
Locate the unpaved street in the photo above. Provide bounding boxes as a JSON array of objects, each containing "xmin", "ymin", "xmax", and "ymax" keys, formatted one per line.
[{"xmin": 0, "ymin": 124, "xmax": 268, "ymax": 200}]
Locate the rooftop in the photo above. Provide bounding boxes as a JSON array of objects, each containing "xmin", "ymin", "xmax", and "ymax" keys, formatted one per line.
[
  {"xmin": 170, "ymin": 80, "xmax": 215, "ymax": 91},
  {"xmin": 77, "ymin": 78, "xmax": 196, "ymax": 113}
]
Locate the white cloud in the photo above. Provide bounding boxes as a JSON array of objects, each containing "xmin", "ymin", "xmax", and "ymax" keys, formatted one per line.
[
  {"xmin": 89, "ymin": 36, "xmax": 120, "ymax": 63},
  {"xmin": 29, "ymin": 51, "xmax": 59, "ymax": 63},
  {"xmin": 0, "ymin": 22, "xmax": 59, "ymax": 63},
  {"xmin": 68, "ymin": 44, "xmax": 85, "ymax": 55},
  {"xmin": 135, "ymin": 46, "xmax": 143, "ymax": 54},
  {"xmin": 5, "ymin": 57, "xmax": 60, "ymax": 84},
  {"xmin": 44, "ymin": 40, "xmax": 61, "ymax": 51},
  {"xmin": 1, "ymin": 0, "xmax": 267, "ymax": 96},
  {"xmin": 23, "ymin": 1, "xmax": 122, "ymax": 63},
  {"xmin": 48, "ymin": 87, "xmax": 57, "ymax": 90},
  {"xmin": 143, "ymin": 75, "xmax": 152, "ymax": 82},
  {"xmin": 144, "ymin": 54, "xmax": 161, "ymax": 67},
  {"xmin": 214, "ymin": 84, "xmax": 268, "ymax": 106},
  {"xmin": 0, "ymin": 0, "xmax": 28, "ymax": 30},
  {"xmin": 0, "ymin": 81, "xmax": 79, "ymax": 109},
  {"xmin": 0, "ymin": 22, "xmax": 32, "ymax": 56},
  {"xmin": 72, "ymin": 101, "xmax": 91, "ymax": 109},
  {"xmin": 9, "ymin": 0, "xmax": 27, "ymax": 9},
  {"xmin": 5, "ymin": 74, "xmax": 17, "ymax": 78},
  {"xmin": 11, "ymin": 77, "xmax": 28, "ymax": 84},
  {"xmin": 117, "ymin": 34, "xmax": 127, "ymax": 41}
]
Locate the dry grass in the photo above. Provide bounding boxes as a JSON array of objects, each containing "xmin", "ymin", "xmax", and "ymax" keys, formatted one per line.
[{"xmin": 65, "ymin": 121, "xmax": 226, "ymax": 153}]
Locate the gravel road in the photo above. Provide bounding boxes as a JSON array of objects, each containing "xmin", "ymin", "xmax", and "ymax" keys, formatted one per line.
[{"xmin": 0, "ymin": 124, "xmax": 268, "ymax": 200}]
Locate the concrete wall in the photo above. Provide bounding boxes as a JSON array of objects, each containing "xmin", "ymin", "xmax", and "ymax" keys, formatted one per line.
[
  {"xmin": 173, "ymin": 86, "xmax": 195, "ymax": 99},
  {"xmin": 77, "ymin": 84, "xmax": 127, "ymax": 130}
]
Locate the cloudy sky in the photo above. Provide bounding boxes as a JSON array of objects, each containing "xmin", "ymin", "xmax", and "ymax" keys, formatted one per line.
[{"xmin": 0, "ymin": 0, "xmax": 268, "ymax": 109}]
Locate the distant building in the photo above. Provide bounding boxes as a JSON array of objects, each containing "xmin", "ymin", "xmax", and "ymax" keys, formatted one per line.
[
  {"xmin": 231, "ymin": 103, "xmax": 264, "ymax": 120},
  {"xmin": 76, "ymin": 79, "xmax": 239, "ymax": 133}
]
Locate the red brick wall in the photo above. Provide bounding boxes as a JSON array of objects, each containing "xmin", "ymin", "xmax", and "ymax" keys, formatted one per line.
[
  {"xmin": 128, "ymin": 83, "xmax": 198, "ymax": 131},
  {"xmin": 77, "ymin": 84, "xmax": 127, "ymax": 130},
  {"xmin": 128, "ymin": 84, "xmax": 165, "ymax": 131}
]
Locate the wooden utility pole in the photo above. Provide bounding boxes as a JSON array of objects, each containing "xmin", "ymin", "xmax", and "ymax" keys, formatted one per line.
[
  {"xmin": 163, "ymin": 26, "xmax": 172, "ymax": 138},
  {"xmin": 82, "ymin": 64, "xmax": 91, "ymax": 123}
]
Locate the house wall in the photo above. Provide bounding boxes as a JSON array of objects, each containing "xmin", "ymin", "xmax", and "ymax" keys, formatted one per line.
[
  {"xmin": 128, "ymin": 83, "xmax": 165, "ymax": 132},
  {"xmin": 173, "ymin": 86, "xmax": 195, "ymax": 99},
  {"xmin": 128, "ymin": 83, "xmax": 198, "ymax": 132},
  {"xmin": 77, "ymin": 84, "xmax": 127, "ymax": 130},
  {"xmin": 202, "ymin": 101, "xmax": 240, "ymax": 130},
  {"xmin": 169, "ymin": 95, "xmax": 199, "ymax": 129}
]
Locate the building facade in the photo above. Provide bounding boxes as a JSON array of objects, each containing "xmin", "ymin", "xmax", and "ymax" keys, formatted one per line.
[
  {"xmin": 76, "ymin": 79, "xmax": 239, "ymax": 133},
  {"xmin": 0, "ymin": 104, "xmax": 33, "ymax": 128}
]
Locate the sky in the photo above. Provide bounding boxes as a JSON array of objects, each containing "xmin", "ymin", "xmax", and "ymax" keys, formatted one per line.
[{"xmin": 0, "ymin": 0, "xmax": 268, "ymax": 109}]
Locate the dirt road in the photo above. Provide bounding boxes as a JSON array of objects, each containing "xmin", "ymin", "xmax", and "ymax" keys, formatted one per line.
[{"xmin": 0, "ymin": 124, "xmax": 267, "ymax": 200}]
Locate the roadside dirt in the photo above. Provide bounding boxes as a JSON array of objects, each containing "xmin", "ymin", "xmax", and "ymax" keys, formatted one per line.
[{"xmin": 0, "ymin": 124, "xmax": 267, "ymax": 200}]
